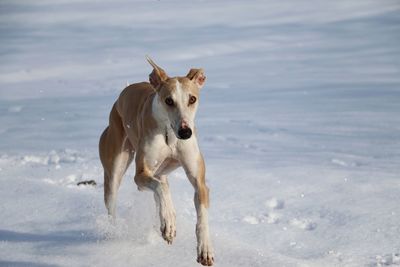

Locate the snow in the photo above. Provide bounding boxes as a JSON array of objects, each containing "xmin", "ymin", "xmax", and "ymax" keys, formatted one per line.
[{"xmin": 1, "ymin": 0, "xmax": 400, "ymax": 266}]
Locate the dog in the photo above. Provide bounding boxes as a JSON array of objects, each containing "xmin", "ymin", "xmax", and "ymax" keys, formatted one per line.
[{"xmin": 99, "ymin": 57, "xmax": 214, "ymax": 266}]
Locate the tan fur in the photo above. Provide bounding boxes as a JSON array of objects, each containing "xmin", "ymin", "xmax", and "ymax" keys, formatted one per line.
[
  {"xmin": 197, "ymin": 154, "xmax": 209, "ymax": 208},
  {"xmin": 99, "ymin": 57, "xmax": 214, "ymax": 266}
]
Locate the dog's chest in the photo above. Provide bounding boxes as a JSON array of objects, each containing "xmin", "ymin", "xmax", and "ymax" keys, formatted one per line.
[
  {"xmin": 164, "ymin": 126, "xmax": 178, "ymax": 148},
  {"xmin": 144, "ymin": 129, "xmax": 179, "ymax": 172}
]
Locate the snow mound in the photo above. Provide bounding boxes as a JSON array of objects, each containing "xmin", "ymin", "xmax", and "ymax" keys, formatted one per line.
[
  {"xmin": 21, "ymin": 149, "xmax": 82, "ymax": 166},
  {"xmin": 265, "ymin": 198, "xmax": 285, "ymax": 210},
  {"xmin": 375, "ymin": 253, "xmax": 400, "ymax": 266},
  {"xmin": 290, "ymin": 218, "xmax": 317, "ymax": 231},
  {"xmin": 260, "ymin": 212, "xmax": 281, "ymax": 224},
  {"xmin": 242, "ymin": 215, "xmax": 259, "ymax": 225}
]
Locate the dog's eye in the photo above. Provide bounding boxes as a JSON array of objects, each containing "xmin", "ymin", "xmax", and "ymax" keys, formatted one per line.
[
  {"xmin": 189, "ymin": 95, "xmax": 197, "ymax": 105},
  {"xmin": 165, "ymin": 97, "xmax": 174, "ymax": 106}
]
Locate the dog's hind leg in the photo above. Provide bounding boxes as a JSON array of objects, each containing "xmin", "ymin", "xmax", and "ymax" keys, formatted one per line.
[
  {"xmin": 105, "ymin": 141, "xmax": 133, "ymax": 218},
  {"xmin": 99, "ymin": 105, "xmax": 134, "ymax": 219},
  {"xmin": 101, "ymin": 136, "xmax": 134, "ymax": 219}
]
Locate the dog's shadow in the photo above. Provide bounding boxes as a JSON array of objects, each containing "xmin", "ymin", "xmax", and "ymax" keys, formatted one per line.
[
  {"xmin": 0, "ymin": 229, "xmax": 96, "ymax": 244},
  {"xmin": 0, "ymin": 228, "xmax": 98, "ymax": 267},
  {"xmin": 0, "ymin": 260, "xmax": 58, "ymax": 267}
]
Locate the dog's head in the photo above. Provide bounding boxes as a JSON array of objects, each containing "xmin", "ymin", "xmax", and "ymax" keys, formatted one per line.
[{"xmin": 146, "ymin": 56, "xmax": 206, "ymax": 140}]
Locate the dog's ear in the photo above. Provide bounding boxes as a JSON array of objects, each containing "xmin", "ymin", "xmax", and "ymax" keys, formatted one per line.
[
  {"xmin": 146, "ymin": 56, "xmax": 168, "ymax": 90},
  {"xmin": 186, "ymin": 68, "xmax": 206, "ymax": 89}
]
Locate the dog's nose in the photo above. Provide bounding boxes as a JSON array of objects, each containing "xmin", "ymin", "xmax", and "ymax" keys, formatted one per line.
[{"xmin": 177, "ymin": 127, "xmax": 192, "ymax": 140}]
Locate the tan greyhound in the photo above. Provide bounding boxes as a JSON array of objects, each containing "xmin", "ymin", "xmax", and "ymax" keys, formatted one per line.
[{"xmin": 99, "ymin": 57, "xmax": 214, "ymax": 266}]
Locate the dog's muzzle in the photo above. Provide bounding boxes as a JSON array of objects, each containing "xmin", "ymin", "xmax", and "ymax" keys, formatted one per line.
[{"xmin": 177, "ymin": 127, "xmax": 192, "ymax": 140}]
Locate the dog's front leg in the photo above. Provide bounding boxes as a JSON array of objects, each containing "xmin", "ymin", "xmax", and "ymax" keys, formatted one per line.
[
  {"xmin": 134, "ymin": 152, "xmax": 176, "ymax": 244},
  {"xmin": 194, "ymin": 179, "xmax": 214, "ymax": 266},
  {"xmin": 180, "ymin": 147, "xmax": 214, "ymax": 266}
]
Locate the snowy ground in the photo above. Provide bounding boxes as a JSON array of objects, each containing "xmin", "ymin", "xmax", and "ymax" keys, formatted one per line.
[{"xmin": 1, "ymin": 1, "xmax": 400, "ymax": 266}]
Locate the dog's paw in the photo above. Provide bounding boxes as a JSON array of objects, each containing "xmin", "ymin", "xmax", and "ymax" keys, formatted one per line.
[
  {"xmin": 160, "ymin": 210, "xmax": 176, "ymax": 244},
  {"xmin": 197, "ymin": 243, "xmax": 214, "ymax": 266}
]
